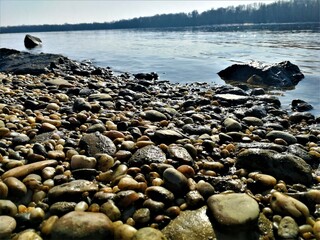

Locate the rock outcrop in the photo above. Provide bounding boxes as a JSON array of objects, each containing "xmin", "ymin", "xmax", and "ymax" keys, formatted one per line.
[{"xmin": 218, "ymin": 61, "xmax": 304, "ymax": 88}]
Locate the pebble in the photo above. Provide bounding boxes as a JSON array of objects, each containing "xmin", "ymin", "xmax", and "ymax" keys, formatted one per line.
[
  {"xmin": 207, "ymin": 193, "xmax": 260, "ymax": 230},
  {"xmin": 0, "ymin": 215, "xmax": 16, "ymax": 239},
  {"xmin": 51, "ymin": 211, "xmax": 114, "ymax": 240},
  {"xmin": 278, "ymin": 216, "xmax": 299, "ymax": 239},
  {"xmin": 163, "ymin": 168, "xmax": 189, "ymax": 196},
  {"xmin": 132, "ymin": 227, "xmax": 167, "ymax": 240}
]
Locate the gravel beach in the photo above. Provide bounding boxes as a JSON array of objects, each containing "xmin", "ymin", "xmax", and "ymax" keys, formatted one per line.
[{"xmin": 0, "ymin": 49, "xmax": 319, "ymax": 240}]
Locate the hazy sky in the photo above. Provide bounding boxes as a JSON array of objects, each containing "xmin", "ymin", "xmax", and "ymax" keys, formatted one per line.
[{"xmin": 0, "ymin": 0, "xmax": 275, "ymax": 27}]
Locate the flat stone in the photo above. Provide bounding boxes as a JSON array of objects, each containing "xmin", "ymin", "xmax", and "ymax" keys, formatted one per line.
[
  {"xmin": 153, "ymin": 129, "xmax": 184, "ymax": 143},
  {"xmin": 80, "ymin": 132, "xmax": 116, "ymax": 157},
  {"xmin": 162, "ymin": 206, "xmax": 215, "ymax": 240},
  {"xmin": 48, "ymin": 180, "xmax": 98, "ymax": 203},
  {"xmin": 266, "ymin": 130, "xmax": 297, "ymax": 144},
  {"xmin": 236, "ymin": 149, "xmax": 312, "ymax": 185},
  {"xmin": 51, "ymin": 211, "xmax": 113, "ymax": 240},
  {"xmin": 214, "ymin": 94, "xmax": 249, "ymax": 104},
  {"xmin": 207, "ymin": 193, "xmax": 260, "ymax": 230},
  {"xmin": 1, "ymin": 160, "xmax": 58, "ymax": 180},
  {"xmin": 128, "ymin": 145, "xmax": 166, "ymax": 167},
  {"xmin": 242, "ymin": 116, "xmax": 263, "ymax": 126},
  {"xmin": 44, "ymin": 78, "xmax": 73, "ymax": 88}
]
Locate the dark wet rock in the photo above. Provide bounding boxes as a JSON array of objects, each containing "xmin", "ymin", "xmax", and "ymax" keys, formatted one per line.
[
  {"xmin": 218, "ymin": 61, "xmax": 304, "ymax": 88},
  {"xmin": 88, "ymin": 93, "xmax": 112, "ymax": 102},
  {"xmin": 287, "ymin": 144, "xmax": 313, "ymax": 163},
  {"xmin": 49, "ymin": 202, "xmax": 77, "ymax": 216},
  {"xmin": 167, "ymin": 145, "xmax": 193, "ymax": 165},
  {"xmin": 0, "ymin": 48, "xmax": 63, "ymax": 75},
  {"xmin": 207, "ymin": 193, "xmax": 260, "ymax": 231},
  {"xmin": 128, "ymin": 145, "xmax": 166, "ymax": 167},
  {"xmin": 244, "ymin": 105, "xmax": 267, "ymax": 118},
  {"xmin": 218, "ymin": 132, "xmax": 233, "ymax": 143},
  {"xmin": 134, "ymin": 72, "xmax": 158, "ymax": 80},
  {"xmin": 11, "ymin": 133, "xmax": 30, "ymax": 146},
  {"xmin": 250, "ymin": 88, "xmax": 265, "ymax": 96},
  {"xmin": 236, "ymin": 142, "xmax": 287, "ymax": 152},
  {"xmin": 289, "ymin": 112, "xmax": 315, "ymax": 123},
  {"xmin": 73, "ymin": 98, "xmax": 91, "ymax": 112},
  {"xmin": 162, "ymin": 206, "xmax": 215, "ymax": 240},
  {"xmin": 24, "ymin": 34, "xmax": 42, "ymax": 49},
  {"xmin": 48, "ymin": 180, "xmax": 99, "ymax": 203},
  {"xmin": 145, "ymin": 186, "xmax": 174, "ymax": 205},
  {"xmin": 153, "ymin": 129, "xmax": 184, "ymax": 143},
  {"xmin": 215, "ymin": 85, "xmax": 248, "ymax": 96},
  {"xmin": 292, "ymin": 99, "xmax": 313, "ymax": 112},
  {"xmin": 266, "ymin": 130, "xmax": 297, "ymax": 144},
  {"xmin": 80, "ymin": 132, "xmax": 116, "ymax": 157},
  {"xmin": 185, "ymin": 190, "xmax": 205, "ymax": 209},
  {"xmin": 163, "ymin": 168, "xmax": 189, "ymax": 196},
  {"xmin": 51, "ymin": 211, "xmax": 113, "ymax": 240},
  {"xmin": 236, "ymin": 149, "xmax": 312, "ymax": 185},
  {"xmin": 182, "ymin": 124, "xmax": 211, "ymax": 135}
]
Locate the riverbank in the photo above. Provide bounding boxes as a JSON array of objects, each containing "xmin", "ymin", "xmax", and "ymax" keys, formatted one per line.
[{"xmin": 0, "ymin": 49, "xmax": 320, "ymax": 239}]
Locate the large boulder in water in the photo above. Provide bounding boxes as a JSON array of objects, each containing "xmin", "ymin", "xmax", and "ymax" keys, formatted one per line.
[
  {"xmin": 24, "ymin": 34, "xmax": 42, "ymax": 49},
  {"xmin": 218, "ymin": 61, "xmax": 304, "ymax": 88}
]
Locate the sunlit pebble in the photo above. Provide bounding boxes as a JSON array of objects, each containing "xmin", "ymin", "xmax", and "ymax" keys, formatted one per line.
[
  {"xmin": 41, "ymin": 215, "xmax": 59, "ymax": 236},
  {"xmin": 75, "ymin": 201, "xmax": 89, "ymax": 212},
  {"xmin": 177, "ymin": 165, "xmax": 195, "ymax": 179}
]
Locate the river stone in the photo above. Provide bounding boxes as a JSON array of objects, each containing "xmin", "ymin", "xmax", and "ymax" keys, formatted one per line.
[
  {"xmin": 88, "ymin": 93, "xmax": 112, "ymax": 101},
  {"xmin": 0, "ymin": 200, "xmax": 18, "ymax": 216},
  {"xmin": 44, "ymin": 78, "xmax": 73, "ymax": 88},
  {"xmin": 182, "ymin": 124, "xmax": 211, "ymax": 135},
  {"xmin": 1, "ymin": 160, "xmax": 58, "ymax": 180},
  {"xmin": 289, "ymin": 112, "xmax": 315, "ymax": 123},
  {"xmin": 132, "ymin": 227, "xmax": 167, "ymax": 240},
  {"xmin": 242, "ymin": 116, "xmax": 263, "ymax": 126},
  {"xmin": 163, "ymin": 168, "xmax": 189, "ymax": 196},
  {"xmin": 0, "ymin": 215, "xmax": 16, "ymax": 239},
  {"xmin": 266, "ymin": 130, "xmax": 297, "ymax": 144},
  {"xmin": 128, "ymin": 145, "xmax": 166, "ymax": 167},
  {"xmin": 80, "ymin": 132, "xmax": 116, "ymax": 157},
  {"xmin": 207, "ymin": 193, "xmax": 259, "ymax": 230},
  {"xmin": 48, "ymin": 180, "xmax": 98, "ymax": 203},
  {"xmin": 278, "ymin": 216, "xmax": 299, "ymax": 239},
  {"xmin": 153, "ymin": 129, "xmax": 184, "ymax": 143},
  {"xmin": 236, "ymin": 149, "xmax": 312, "ymax": 185},
  {"xmin": 51, "ymin": 211, "xmax": 113, "ymax": 240},
  {"xmin": 162, "ymin": 206, "xmax": 215, "ymax": 240},
  {"xmin": 167, "ymin": 145, "xmax": 193, "ymax": 164},
  {"xmin": 144, "ymin": 110, "xmax": 167, "ymax": 121},
  {"xmin": 223, "ymin": 117, "xmax": 242, "ymax": 132}
]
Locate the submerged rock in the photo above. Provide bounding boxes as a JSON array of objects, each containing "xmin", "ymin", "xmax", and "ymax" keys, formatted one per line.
[{"xmin": 218, "ymin": 61, "xmax": 304, "ymax": 88}]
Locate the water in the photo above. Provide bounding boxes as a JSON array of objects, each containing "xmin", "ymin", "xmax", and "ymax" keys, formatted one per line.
[{"xmin": 1, "ymin": 23, "xmax": 319, "ymax": 115}]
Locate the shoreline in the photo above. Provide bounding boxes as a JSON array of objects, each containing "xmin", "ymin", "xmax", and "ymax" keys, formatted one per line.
[{"xmin": 0, "ymin": 49, "xmax": 320, "ymax": 239}]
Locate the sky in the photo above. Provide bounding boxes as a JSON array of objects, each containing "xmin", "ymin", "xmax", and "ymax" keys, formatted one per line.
[{"xmin": 0, "ymin": 0, "xmax": 275, "ymax": 27}]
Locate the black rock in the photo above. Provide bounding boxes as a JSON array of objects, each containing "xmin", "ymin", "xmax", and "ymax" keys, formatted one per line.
[
  {"xmin": 291, "ymin": 99, "xmax": 313, "ymax": 112},
  {"xmin": 24, "ymin": 34, "xmax": 42, "ymax": 49},
  {"xmin": 218, "ymin": 61, "xmax": 304, "ymax": 88}
]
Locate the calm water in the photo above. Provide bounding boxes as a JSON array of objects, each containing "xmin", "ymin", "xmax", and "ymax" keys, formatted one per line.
[{"xmin": 1, "ymin": 23, "xmax": 319, "ymax": 115}]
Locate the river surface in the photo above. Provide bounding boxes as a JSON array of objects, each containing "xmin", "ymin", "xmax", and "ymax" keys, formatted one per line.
[{"xmin": 1, "ymin": 23, "xmax": 319, "ymax": 115}]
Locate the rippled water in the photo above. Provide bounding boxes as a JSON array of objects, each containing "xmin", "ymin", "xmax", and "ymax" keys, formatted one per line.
[{"xmin": 1, "ymin": 23, "xmax": 319, "ymax": 115}]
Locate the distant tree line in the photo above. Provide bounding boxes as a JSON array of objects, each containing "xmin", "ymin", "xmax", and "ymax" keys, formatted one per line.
[{"xmin": 1, "ymin": 0, "xmax": 319, "ymax": 33}]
